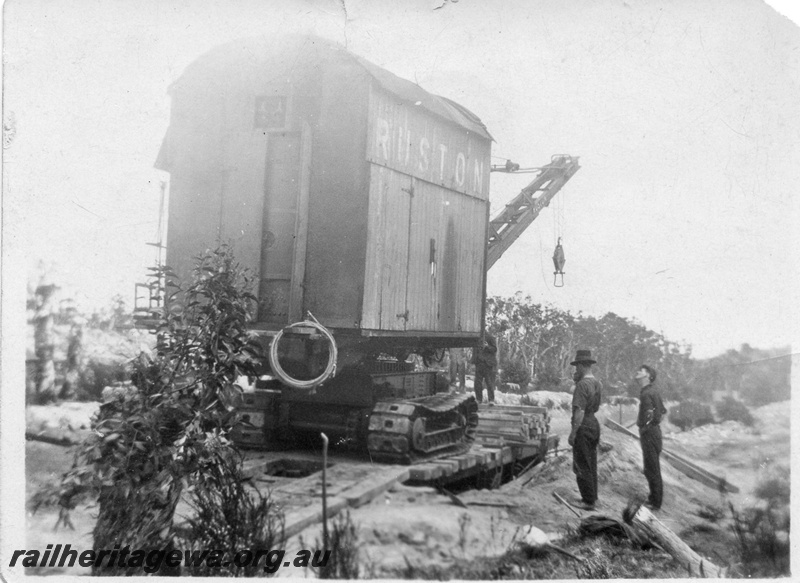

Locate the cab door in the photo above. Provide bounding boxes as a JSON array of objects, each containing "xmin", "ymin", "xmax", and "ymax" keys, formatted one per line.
[{"xmin": 258, "ymin": 123, "xmax": 311, "ymax": 325}]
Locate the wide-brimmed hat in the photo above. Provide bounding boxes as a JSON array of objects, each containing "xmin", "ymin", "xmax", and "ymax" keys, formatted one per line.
[{"xmin": 570, "ymin": 349, "xmax": 596, "ymax": 366}]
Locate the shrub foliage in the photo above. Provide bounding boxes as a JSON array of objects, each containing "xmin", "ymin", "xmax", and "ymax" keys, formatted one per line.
[
  {"xmin": 730, "ymin": 466, "xmax": 790, "ymax": 577},
  {"xmin": 715, "ymin": 396, "xmax": 754, "ymax": 426},
  {"xmin": 46, "ymin": 245, "xmax": 282, "ymax": 575},
  {"xmin": 500, "ymin": 357, "xmax": 531, "ymax": 389},
  {"xmin": 668, "ymin": 400, "xmax": 714, "ymax": 431}
]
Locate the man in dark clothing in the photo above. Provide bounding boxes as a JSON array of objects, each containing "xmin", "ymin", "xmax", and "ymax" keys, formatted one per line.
[
  {"xmin": 472, "ymin": 333, "xmax": 498, "ymax": 404},
  {"xmin": 568, "ymin": 349, "xmax": 602, "ymax": 510},
  {"xmin": 635, "ymin": 364, "xmax": 668, "ymax": 510}
]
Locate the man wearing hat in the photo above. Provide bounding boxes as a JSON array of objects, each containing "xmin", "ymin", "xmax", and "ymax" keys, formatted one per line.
[
  {"xmin": 635, "ymin": 364, "xmax": 667, "ymax": 510},
  {"xmin": 568, "ymin": 349, "xmax": 602, "ymax": 510}
]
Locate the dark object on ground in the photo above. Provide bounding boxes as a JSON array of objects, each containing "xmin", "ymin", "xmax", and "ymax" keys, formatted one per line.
[{"xmin": 578, "ymin": 514, "xmax": 649, "ymax": 549}]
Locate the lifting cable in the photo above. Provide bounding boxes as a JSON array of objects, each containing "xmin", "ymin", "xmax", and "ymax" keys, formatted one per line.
[{"xmin": 268, "ymin": 311, "xmax": 338, "ymax": 390}]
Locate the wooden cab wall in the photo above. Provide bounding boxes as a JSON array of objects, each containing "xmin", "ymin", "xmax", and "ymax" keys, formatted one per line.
[{"xmin": 157, "ymin": 36, "xmax": 491, "ymax": 342}]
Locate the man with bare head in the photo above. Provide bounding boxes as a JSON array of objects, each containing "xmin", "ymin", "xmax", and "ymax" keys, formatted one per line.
[
  {"xmin": 568, "ymin": 349, "xmax": 602, "ymax": 510},
  {"xmin": 635, "ymin": 364, "xmax": 667, "ymax": 510}
]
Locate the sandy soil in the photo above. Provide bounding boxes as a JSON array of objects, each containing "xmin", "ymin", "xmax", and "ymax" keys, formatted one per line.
[{"xmin": 24, "ymin": 398, "xmax": 788, "ymax": 577}]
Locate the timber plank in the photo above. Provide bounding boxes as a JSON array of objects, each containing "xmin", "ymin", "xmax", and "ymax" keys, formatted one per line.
[
  {"xmin": 408, "ymin": 464, "xmax": 444, "ymax": 481},
  {"xmin": 342, "ymin": 467, "xmax": 410, "ymax": 508},
  {"xmin": 457, "ymin": 454, "xmax": 478, "ymax": 469},
  {"xmin": 480, "ymin": 404, "xmax": 549, "ymax": 416},
  {"xmin": 241, "ymin": 458, "xmax": 267, "ymax": 479},
  {"xmin": 471, "ymin": 448, "xmax": 493, "ymax": 466},
  {"xmin": 447, "ymin": 455, "xmax": 469, "ymax": 471},
  {"xmin": 661, "ymin": 451, "xmax": 739, "ymax": 494},
  {"xmin": 436, "ymin": 459, "xmax": 459, "ymax": 476},
  {"xmin": 283, "ymin": 496, "xmax": 349, "ymax": 538},
  {"xmin": 477, "ymin": 420, "xmax": 526, "ymax": 429},
  {"xmin": 474, "ymin": 438, "xmax": 508, "ymax": 448},
  {"xmin": 476, "ymin": 446, "xmax": 500, "ymax": 465},
  {"xmin": 604, "ymin": 418, "xmax": 739, "ymax": 494},
  {"xmin": 476, "ymin": 425, "xmax": 526, "ymax": 433},
  {"xmin": 479, "ymin": 412, "xmax": 524, "ymax": 420}
]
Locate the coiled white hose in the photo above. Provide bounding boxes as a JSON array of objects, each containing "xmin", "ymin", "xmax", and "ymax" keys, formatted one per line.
[{"xmin": 268, "ymin": 316, "xmax": 338, "ymax": 390}]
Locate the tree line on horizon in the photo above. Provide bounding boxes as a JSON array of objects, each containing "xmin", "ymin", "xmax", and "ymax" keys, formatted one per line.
[{"xmin": 486, "ymin": 293, "xmax": 790, "ymax": 406}]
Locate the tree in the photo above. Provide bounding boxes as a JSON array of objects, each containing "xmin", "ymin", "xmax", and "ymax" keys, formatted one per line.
[
  {"xmin": 485, "ymin": 296, "xmax": 695, "ymax": 396},
  {"xmin": 32, "ymin": 282, "xmax": 59, "ymax": 403}
]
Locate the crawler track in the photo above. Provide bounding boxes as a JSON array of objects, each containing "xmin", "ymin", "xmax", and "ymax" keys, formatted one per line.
[{"xmin": 366, "ymin": 392, "xmax": 479, "ymax": 464}]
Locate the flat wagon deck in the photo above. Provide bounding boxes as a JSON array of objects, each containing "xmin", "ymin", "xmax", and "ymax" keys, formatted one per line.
[{"xmin": 239, "ymin": 403, "xmax": 558, "ymax": 538}]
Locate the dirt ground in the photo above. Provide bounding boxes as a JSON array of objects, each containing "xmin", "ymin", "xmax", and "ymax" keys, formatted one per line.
[{"xmin": 24, "ymin": 397, "xmax": 790, "ymax": 577}]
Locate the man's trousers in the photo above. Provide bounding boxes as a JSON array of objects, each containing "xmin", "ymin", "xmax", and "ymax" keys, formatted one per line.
[
  {"xmin": 573, "ymin": 421, "xmax": 600, "ymax": 504},
  {"xmin": 640, "ymin": 425, "xmax": 663, "ymax": 508},
  {"xmin": 474, "ymin": 366, "xmax": 496, "ymax": 403}
]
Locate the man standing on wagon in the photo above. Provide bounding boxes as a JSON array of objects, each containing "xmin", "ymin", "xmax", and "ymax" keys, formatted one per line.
[
  {"xmin": 472, "ymin": 333, "xmax": 498, "ymax": 404},
  {"xmin": 568, "ymin": 349, "xmax": 602, "ymax": 511}
]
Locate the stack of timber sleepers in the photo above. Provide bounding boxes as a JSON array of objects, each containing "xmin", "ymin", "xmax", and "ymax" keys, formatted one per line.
[{"xmin": 474, "ymin": 404, "xmax": 551, "ymax": 445}]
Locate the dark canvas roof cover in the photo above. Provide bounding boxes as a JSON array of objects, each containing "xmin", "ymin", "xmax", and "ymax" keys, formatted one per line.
[{"xmin": 157, "ymin": 35, "xmax": 491, "ymax": 170}]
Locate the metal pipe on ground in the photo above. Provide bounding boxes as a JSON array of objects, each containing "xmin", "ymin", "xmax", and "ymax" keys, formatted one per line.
[{"xmin": 321, "ymin": 432, "xmax": 329, "ymax": 549}]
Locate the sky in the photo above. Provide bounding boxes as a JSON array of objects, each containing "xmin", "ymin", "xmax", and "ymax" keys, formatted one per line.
[{"xmin": 3, "ymin": 0, "xmax": 799, "ymax": 359}]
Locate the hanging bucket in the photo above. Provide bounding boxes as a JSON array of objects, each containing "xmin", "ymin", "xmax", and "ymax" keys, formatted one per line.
[{"xmin": 552, "ymin": 238, "xmax": 566, "ymax": 287}]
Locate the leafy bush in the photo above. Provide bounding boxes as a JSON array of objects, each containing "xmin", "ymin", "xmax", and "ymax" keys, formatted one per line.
[
  {"xmin": 86, "ymin": 294, "xmax": 134, "ymax": 330},
  {"xmin": 754, "ymin": 466, "xmax": 790, "ymax": 505},
  {"xmin": 695, "ymin": 503, "xmax": 726, "ymax": 522},
  {"xmin": 318, "ymin": 511, "xmax": 359, "ymax": 579},
  {"xmin": 500, "ymin": 358, "xmax": 531, "ymax": 389},
  {"xmin": 76, "ymin": 359, "xmax": 128, "ymax": 401},
  {"xmin": 668, "ymin": 400, "xmax": 714, "ymax": 431},
  {"xmin": 180, "ymin": 452, "xmax": 285, "ymax": 576},
  {"xmin": 715, "ymin": 397, "xmax": 754, "ymax": 426},
  {"xmin": 730, "ymin": 466, "xmax": 790, "ymax": 577},
  {"xmin": 41, "ymin": 245, "xmax": 278, "ymax": 575},
  {"xmin": 535, "ymin": 367, "xmax": 566, "ymax": 392}
]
